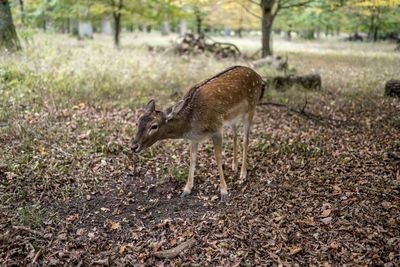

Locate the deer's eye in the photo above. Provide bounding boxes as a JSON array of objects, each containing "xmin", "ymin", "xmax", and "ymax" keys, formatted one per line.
[{"xmin": 150, "ymin": 124, "xmax": 158, "ymax": 130}]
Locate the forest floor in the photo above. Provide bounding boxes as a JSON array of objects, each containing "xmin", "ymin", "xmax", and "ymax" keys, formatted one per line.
[{"xmin": 1, "ymin": 32, "xmax": 400, "ymax": 266}]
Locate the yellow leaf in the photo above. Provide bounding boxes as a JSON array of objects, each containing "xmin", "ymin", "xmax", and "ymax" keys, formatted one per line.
[
  {"xmin": 136, "ymin": 91, "xmax": 141, "ymax": 96},
  {"xmin": 119, "ymin": 246, "xmax": 126, "ymax": 255},
  {"xmin": 118, "ymin": 189, "xmax": 124, "ymax": 196},
  {"xmin": 289, "ymin": 247, "xmax": 302, "ymax": 256},
  {"xmin": 99, "ymin": 119, "xmax": 105, "ymax": 124},
  {"xmin": 38, "ymin": 146, "xmax": 47, "ymax": 155},
  {"xmin": 333, "ymin": 185, "xmax": 341, "ymax": 191},
  {"xmin": 110, "ymin": 220, "xmax": 121, "ymax": 230},
  {"xmin": 27, "ymin": 116, "xmax": 33, "ymax": 120},
  {"xmin": 78, "ymin": 102, "xmax": 85, "ymax": 108},
  {"xmin": 138, "ymin": 253, "xmax": 146, "ymax": 258}
]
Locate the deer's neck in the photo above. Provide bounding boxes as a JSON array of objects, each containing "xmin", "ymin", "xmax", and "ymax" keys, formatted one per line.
[{"xmin": 163, "ymin": 116, "xmax": 192, "ymax": 140}]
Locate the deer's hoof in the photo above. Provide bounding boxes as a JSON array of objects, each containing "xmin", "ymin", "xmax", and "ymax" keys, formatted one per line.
[
  {"xmin": 180, "ymin": 192, "xmax": 190, "ymax": 198},
  {"xmin": 220, "ymin": 194, "xmax": 229, "ymax": 201}
]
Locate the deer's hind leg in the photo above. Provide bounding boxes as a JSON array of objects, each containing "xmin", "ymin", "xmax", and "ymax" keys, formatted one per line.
[
  {"xmin": 213, "ymin": 134, "xmax": 228, "ymax": 200},
  {"xmin": 240, "ymin": 110, "xmax": 255, "ymax": 180}
]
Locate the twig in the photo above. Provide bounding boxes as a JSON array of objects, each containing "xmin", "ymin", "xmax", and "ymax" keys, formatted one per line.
[
  {"xmin": 12, "ymin": 226, "xmax": 45, "ymax": 238},
  {"xmin": 32, "ymin": 249, "xmax": 41, "ymax": 264},
  {"xmin": 152, "ymin": 239, "xmax": 196, "ymax": 259},
  {"xmin": 51, "ymin": 144, "xmax": 73, "ymax": 156}
]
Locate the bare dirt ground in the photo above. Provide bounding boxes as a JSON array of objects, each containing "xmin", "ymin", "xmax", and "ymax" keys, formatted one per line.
[{"xmin": 1, "ymin": 95, "xmax": 399, "ymax": 266}]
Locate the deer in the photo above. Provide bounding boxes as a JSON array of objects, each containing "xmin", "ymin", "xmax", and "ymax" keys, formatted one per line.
[{"xmin": 131, "ymin": 66, "xmax": 264, "ymax": 200}]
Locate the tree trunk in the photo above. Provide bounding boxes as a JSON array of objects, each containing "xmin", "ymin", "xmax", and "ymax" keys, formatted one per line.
[
  {"xmin": 196, "ymin": 14, "xmax": 202, "ymax": 34},
  {"xmin": 161, "ymin": 20, "xmax": 169, "ymax": 35},
  {"xmin": 111, "ymin": 0, "xmax": 123, "ymax": 47},
  {"xmin": 0, "ymin": 0, "xmax": 21, "ymax": 51},
  {"xmin": 179, "ymin": 19, "xmax": 187, "ymax": 37},
  {"xmin": 19, "ymin": 0, "xmax": 24, "ymax": 24},
  {"xmin": 113, "ymin": 14, "xmax": 120, "ymax": 46},
  {"xmin": 261, "ymin": 0, "xmax": 275, "ymax": 57}
]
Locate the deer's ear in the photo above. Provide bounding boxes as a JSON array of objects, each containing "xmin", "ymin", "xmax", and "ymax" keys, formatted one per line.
[
  {"xmin": 165, "ymin": 100, "xmax": 185, "ymax": 121},
  {"xmin": 145, "ymin": 99, "xmax": 155, "ymax": 112}
]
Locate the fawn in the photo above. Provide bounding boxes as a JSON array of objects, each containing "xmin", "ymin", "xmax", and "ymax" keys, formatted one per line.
[{"xmin": 132, "ymin": 66, "xmax": 264, "ymax": 200}]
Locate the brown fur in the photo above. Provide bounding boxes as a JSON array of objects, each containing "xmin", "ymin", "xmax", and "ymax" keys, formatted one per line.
[{"xmin": 132, "ymin": 66, "xmax": 263, "ymax": 199}]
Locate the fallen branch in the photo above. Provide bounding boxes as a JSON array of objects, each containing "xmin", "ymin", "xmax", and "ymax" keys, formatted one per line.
[
  {"xmin": 12, "ymin": 226, "xmax": 45, "ymax": 238},
  {"xmin": 250, "ymin": 56, "xmax": 287, "ymax": 70},
  {"xmin": 152, "ymin": 238, "xmax": 196, "ymax": 259},
  {"xmin": 385, "ymin": 79, "xmax": 400, "ymax": 97},
  {"xmin": 265, "ymin": 74, "xmax": 322, "ymax": 90}
]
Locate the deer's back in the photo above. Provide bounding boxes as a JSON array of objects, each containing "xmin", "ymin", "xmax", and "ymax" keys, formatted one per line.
[{"xmin": 182, "ymin": 66, "xmax": 263, "ymax": 138}]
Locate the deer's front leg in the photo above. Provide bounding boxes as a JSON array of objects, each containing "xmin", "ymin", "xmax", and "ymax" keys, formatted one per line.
[
  {"xmin": 213, "ymin": 134, "xmax": 228, "ymax": 200},
  {"xmin": 231, "ymin": 125, "xmax": 238, "ymax": 172},
  {"xmin": 181, "ymin": 142, "xmax": 198, "ymax": 198}
]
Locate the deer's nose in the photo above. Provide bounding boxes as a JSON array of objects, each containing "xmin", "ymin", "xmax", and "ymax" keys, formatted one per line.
[{"xmin": 131, "ymin": 144, "xmax": 140, "ymax": 153}]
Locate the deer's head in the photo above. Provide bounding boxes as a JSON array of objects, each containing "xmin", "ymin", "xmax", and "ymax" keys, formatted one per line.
[{"xmin": 131, "ymin": 99, "xmax": 185, "ymax": 153}]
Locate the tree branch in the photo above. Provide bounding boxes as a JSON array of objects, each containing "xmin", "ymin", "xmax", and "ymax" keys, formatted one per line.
[
  {"xmin": 238, "ymin": 2, "xmax": 262, "ymax": 19},
  {"xmin": 279, "ymin": 0, "xmax": 313, "ymax": 10},
  {"xmin": 249, "ymin": 0, "xmax": 261, "ymax": 6}
]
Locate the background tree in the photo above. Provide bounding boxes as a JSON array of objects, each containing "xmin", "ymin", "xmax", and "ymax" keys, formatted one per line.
[
  {"xmin": 241, "ymin": 0, "xmax": 313, "ymax": 56},
  {"xmin": 0, "ymin": 0, "xmax": 20, "ymax": 50},
  {"xmin": 343, "ymin": 0, "xmax": 400, "ymax": 41}
]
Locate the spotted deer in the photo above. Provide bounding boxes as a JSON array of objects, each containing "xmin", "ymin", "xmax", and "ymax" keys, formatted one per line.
[{"xmin": 131, "ymin": 66, "xmax": 264, "ymax": 200}]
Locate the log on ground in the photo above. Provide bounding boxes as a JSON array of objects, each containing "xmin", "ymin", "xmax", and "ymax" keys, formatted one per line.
[
  {"xmin": 265, "ymin": 74, "xmax": 322, "ymax": 90},
  {"xmin": 385, "ymin": 79, "xmax": 400, "ymax": 97}
]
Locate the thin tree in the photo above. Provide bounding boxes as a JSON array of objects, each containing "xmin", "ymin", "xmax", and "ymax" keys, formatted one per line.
[
  {"xmin": 110, "ymin": 0, "xmax": 123, "ymax": 47},
  {"xmin": 241, "ymin": 0, "xmax": 313, "ymax": 56},
  {"xmin": 0, "ymin": 0, "xmax": 21, "ymax": 51}
]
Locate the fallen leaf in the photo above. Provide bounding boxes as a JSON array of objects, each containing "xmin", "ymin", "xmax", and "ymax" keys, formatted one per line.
[
  {"xmin": 321, "ymin": 209, "xmax": 331, "ymax": 217},
  {"xmin": 110, "ymin": 220, "xmax": 121, "ymax": 230},
  {"xmin": 38, "ymin": 146, "xmax": 47, "ymax": 155},
  {"xmin": 118, "ymin": 189, "xmax": 124, "ymax": 196},
  {"xmin": 289, "ymin": 247, "xmax": 303, "ymax": 256},
  {"xmin": 321, "ymin": 217, "xmax": 332, "ymax": 224},
  {"xmin": 119, "ymin": 246, "xmax": 126, "ymax": 255},
  {"xmin": 138, "ymin": 253, "xmax": 146, "ymax": 258},
  {"xmin": 170, "ymin": 239, "xmax": 177, "ymax": 246},
  {"xmin": 333, "ymin": 185, "xmax": 341, "ymax": 191},
  {"xmin": 330, "ymin": 242, "xmax": 340, "ymax": 249}
]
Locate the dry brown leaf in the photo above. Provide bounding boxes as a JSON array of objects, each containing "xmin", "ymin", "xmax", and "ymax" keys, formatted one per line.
[
  {"xmin": 119, "ymin": 246, "xmax": 126, "ymax": 255},
  {"xmin": 333, "ymin": 185, "xmax": 341, "ymax": 191},
  {"xmin": 289, "ymin": 247, "xmax": 303, "ymax": 256},
  {"xmin": 138, "ymin": 253, "xmax": 147, "ymax": 259},
  {"xmin": 321, "ymin": 209, "xmax": 331, "ymax": 217},
  {"xmin": 330, "ymin": 242, "xmax": 340, "ymax": 249},
  {"xmin": 110, "ymin": 220, "xmax": 121, "ymax": 230},
  {"xmin": 321, "ymin": 217, "xmax": 332, "ymax": 224},
  {"xmin": 170, "ymin": 239, "xmax": 177, "ymax": 246}
]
